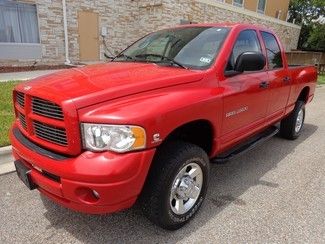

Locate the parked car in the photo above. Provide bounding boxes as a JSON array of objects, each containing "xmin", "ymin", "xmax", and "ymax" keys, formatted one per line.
[{"xmin": 10, "ymin": 23, "xmax": 317, "ymax": 230}]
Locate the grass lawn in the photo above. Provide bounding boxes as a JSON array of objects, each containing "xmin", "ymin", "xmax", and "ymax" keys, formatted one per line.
[
  {"xmin": 0, "ymin": 81, "xmax": 21, "ymax": 147},
  {"xmin": 318, "ymin": 74, "xmax": 325, "ymax": 85}
]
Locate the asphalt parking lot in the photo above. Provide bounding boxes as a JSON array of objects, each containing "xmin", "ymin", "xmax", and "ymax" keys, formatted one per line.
[{"xmin": 1, "ymin": 86, "xmax": 324, "ymax": 244}]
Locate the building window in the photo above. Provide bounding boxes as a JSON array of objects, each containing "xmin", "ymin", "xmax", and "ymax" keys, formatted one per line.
[
  {"xmin": 0, "ymin": 0, "xmax": 40, "ymax": 43},
  {"xmin": 257, "ymin": 0, "xmax": 266, "ymax": 14},
  {"xmin": 233, "ymin": 0, "xmax": 244, "ymax": 7}
]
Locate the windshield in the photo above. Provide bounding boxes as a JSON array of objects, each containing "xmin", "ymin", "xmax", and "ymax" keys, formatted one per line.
[{"xmin": 113, "ymin": 27, "xmax": 230, "ymax": 70}]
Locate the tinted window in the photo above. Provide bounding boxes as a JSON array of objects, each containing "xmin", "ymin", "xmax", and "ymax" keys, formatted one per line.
[
  {"xmin": 261, "ymin": 32, "xmax": 283, "ymax": 69},
  {"xmin": 226, "ymin": 30, "xmax": 262, "ymax": 71},
  {"xmin": 115, "ymin": 27, "xmax": 230, "ymax": 70},
  {"xmin": 233, "ymin": 0, "xmax": 244, "ymax": 7},
  {"xmin": 257, "ymin": 0, "xmax": 266, "ymax": 13}
]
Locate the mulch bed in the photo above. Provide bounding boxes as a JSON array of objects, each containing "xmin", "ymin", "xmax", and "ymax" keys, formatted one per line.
[{"xmin": 0, "ymin": 65, "xmax": 74, "ymax": 73}]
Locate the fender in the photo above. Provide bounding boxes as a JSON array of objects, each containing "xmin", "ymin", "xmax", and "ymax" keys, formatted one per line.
[{"xmin": 78, "ymin": 79, "xmax": 224, "ymax": 151}]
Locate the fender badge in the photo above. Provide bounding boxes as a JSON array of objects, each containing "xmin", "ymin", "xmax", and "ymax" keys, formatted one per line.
[{"xmin": 151, "ymin": 133, "xmax": 162, "ymax": 144}]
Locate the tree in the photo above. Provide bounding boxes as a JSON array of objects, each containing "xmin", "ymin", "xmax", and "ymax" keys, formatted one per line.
[
  {"xmin": 288, "ymin": 0, "xmax": 325, "ymax": 51},
  {"xmin": 307, "ymin": 24, "xmax": 325, "ymax": 51}
]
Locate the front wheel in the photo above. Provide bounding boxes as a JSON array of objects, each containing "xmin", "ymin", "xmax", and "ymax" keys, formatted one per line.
[
  {"xmin": 140, "ymin": 141, "xmax": 210, "ymax": 230},
  {"xmin": 280, "ymin": 101, "xmax": 305, "ymax": 140}
]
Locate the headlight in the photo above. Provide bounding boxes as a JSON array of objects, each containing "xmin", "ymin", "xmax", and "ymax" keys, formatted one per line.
[{"xmin": 81, "ymin": 123, "xmax": 146, "ymax": 153}]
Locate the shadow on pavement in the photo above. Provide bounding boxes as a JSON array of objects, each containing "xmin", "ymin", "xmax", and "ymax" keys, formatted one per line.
[{"xmin": 41, "ymin": 124, "xmax": 318, "ymax": 243}]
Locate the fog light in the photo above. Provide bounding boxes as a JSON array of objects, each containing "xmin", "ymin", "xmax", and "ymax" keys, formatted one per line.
[
  {"xmin": 92, "ymin": 190, "xmax": 100, "ymax": 199},
  {"xmin": 75, "ymin": 187, "xmax": 100, "ymax": 203}
]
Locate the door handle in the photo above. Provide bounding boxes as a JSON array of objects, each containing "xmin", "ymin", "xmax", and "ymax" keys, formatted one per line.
[
  {"xmin": 259, "ymin": 81, "xmax": 269, "ymax": 89},
  {"xmin": 283, "ymin": 76, "xmax": 291, "ymax": 83}
]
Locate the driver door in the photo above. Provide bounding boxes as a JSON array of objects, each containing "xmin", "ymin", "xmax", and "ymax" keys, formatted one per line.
[{"xmin": 220, "ymin": 29, "xmax": 269, "ymax": 149}]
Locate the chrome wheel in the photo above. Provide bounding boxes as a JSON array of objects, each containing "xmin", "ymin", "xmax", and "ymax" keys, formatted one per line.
[
  {"xmin": 295, "ymin": 109, "xmax": 304, "ymax": 133},
  {"xmin": 169, "ymin": 162, "xmax": 203, "ymax": 215}
]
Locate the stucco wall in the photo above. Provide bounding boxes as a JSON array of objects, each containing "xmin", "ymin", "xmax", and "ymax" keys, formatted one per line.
[{"xmin": 265, "ymin": 0, "xmax": 290, "ymax": 21}]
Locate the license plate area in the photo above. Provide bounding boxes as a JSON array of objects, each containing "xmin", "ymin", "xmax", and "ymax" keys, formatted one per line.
[{"xmin": 14, "ymin": 160, "xmax": 37, "ymax": 190}]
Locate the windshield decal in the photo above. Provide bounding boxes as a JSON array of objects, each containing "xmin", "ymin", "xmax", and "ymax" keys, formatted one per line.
[{"xmin": 200, "ymin": 57, "xmax": 212, "ymax": 64}]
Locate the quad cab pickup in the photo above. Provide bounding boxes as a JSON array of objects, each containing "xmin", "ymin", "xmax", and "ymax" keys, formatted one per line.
[{"xmin": 10, "ymin": 23, "xmax": 317, "ymax": 230}]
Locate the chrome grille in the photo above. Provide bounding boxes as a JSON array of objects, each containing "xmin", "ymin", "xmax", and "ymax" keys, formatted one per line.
[
  {"xmin": 33, "ymin": 121, "xmax": 68, "ymax": 146},
  {"xmin": 16, "ymin": 92, "xmax": 25, "ymax": 107},
  {"xmin": 32, "ymin": 97, "xmax": 64, "ymax": 120},
  {"xmin": 18, "ymin": 113, "xmax": 27, "ymax": 130}
]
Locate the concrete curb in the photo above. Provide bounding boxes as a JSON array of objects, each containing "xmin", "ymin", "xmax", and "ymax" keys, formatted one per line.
[
  {"xmin": 0, "ymin": 146, "xmax": 13, "ymax": 163},
  {"xmin": 0, "ymin": 146, "xmax": 15, "ymax": 175},
  {"xmin": 0, "ymin": 162, "xmax": 15, "ymax": 175},
  {"xmin": 0, "ymin": 69, "xmax": 63, "ymax": 82}
]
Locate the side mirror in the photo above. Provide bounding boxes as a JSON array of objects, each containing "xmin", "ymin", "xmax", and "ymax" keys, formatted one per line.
[{"xmin": 234, "ymin": 51, "xmax": 266, "ymax": 73}]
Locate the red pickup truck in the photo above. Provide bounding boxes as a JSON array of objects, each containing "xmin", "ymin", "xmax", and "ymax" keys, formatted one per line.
[{"xmin": 11, "ymin": 23, "xmax": 317, "ymax": 230}]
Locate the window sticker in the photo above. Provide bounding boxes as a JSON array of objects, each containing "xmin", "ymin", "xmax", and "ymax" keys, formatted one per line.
[{"xmin": 200, "ymin": 57, "xmax": 212, "ymax": 64}]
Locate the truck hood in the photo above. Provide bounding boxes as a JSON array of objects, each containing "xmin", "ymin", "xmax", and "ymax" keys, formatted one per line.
[{"xmin": 17, "ymin": 62, "xmax": 204, "ymax": 108}]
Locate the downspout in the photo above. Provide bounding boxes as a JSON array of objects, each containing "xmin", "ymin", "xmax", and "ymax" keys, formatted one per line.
[{"xmin": 62, "ymin": 0, "xmax": 71, "ymax": 65}]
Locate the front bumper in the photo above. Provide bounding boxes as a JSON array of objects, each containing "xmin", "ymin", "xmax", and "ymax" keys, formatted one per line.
[{"xmin": 10, "ymin": 124, "xmax": 155, "ymax": 214}]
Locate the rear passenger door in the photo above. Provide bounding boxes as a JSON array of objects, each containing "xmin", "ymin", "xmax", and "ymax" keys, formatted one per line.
[
  {"xmin": 261, "ymin": 31, "xmax": 290, "ymax": 123},
  {"xmin": 220, "ymin": 29, "xmax": 269, "ymax": 147}
]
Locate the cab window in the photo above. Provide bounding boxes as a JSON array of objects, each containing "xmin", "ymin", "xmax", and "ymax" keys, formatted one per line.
[
  {"xmin": 226, "ymin": 30, "xmax": 262, "ymax": 71},
  {"xmin": 261, "ymin": 31, "xmax": 283, "ymax": 69}
]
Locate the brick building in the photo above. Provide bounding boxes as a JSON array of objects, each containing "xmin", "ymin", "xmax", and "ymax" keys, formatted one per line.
[{"xmin": 0, "ymin": 0, "xmax": 301, "ymax": 66}]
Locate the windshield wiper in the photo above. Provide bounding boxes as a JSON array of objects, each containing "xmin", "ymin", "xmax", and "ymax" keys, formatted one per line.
[
  {"xmin": 112, "ymin": 53, "xmax": 134, "ymax": 61},
  {"xmin": 135, "ymin": 54, "xmax": 188, "ymax": 69}
]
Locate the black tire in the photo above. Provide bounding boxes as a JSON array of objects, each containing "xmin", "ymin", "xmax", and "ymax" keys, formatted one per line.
[
  {"xmin": 280, "ymin": 101, "xmax": 305, "ymax": 140},
  {"xmin": 139, "ymin": 141, "xmax": 210, "ymax": 230}
]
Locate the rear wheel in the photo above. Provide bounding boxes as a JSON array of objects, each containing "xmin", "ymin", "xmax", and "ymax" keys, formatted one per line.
[
  {"xmin": 140, "ymin": 141, "xmax": 210, "ymax": 230},
  {"xmin": 280, "ymin": 101, "xmax": 305, "ymax": 140}
]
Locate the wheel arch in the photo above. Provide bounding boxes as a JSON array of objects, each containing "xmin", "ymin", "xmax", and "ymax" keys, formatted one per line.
[
  {"xmin": 297, "ymin": 86, "xmax": 310, "ymax": 104},
  {"xmin": 162, "ymin": 119, "xmax": 215, "ymax": 156}
]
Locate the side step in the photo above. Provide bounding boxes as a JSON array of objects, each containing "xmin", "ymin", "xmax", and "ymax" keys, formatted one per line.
[{"xmin": 212, "ymin": 126, "xmax": 279, "ymax": 163}]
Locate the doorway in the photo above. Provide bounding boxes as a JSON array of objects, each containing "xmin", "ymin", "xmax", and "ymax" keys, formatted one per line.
[{"xmin": 78, "ymin": 11, "xmax": 99, "ymax": 61}]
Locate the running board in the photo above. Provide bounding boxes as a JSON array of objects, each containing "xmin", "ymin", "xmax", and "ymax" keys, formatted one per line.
[{"xmin": 212, "ymin": 126, "xmax": 279, "ymax": 163}]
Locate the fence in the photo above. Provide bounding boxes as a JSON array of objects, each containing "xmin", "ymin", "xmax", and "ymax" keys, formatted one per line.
[
  {"xmin": 285, "ymin": 51, "xmax": 325, "ymax": 75},
  {"xmin": 318, "ymin": 64, "xmax": 325, "ymax": 75}
]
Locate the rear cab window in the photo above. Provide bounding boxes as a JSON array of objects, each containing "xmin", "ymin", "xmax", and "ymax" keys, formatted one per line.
[{"xmin": 261, "ymin": 31, "xmax": 283, "ymax": 69}]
